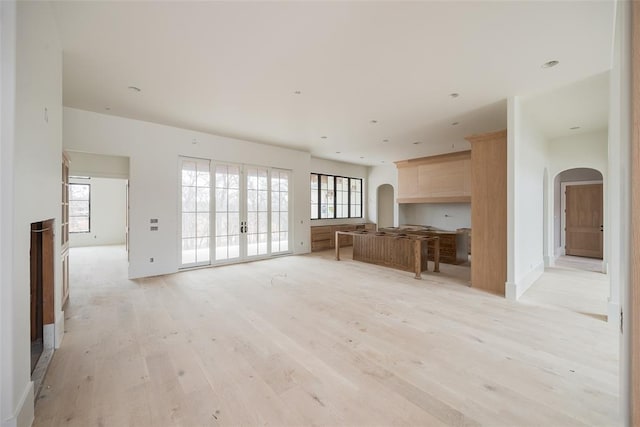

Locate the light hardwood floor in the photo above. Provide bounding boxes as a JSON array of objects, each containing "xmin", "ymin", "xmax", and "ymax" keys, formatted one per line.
[
  {"xmin": 34, "ymin": 246, "xmax": 619, "ymax": 426},
  {"xmin": 520, "ymin": 256, "xmax": 609, "ymax": 322}
]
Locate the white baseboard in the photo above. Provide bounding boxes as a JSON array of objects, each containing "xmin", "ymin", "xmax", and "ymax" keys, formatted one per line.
[
  {"xmin": 608, "ymin": 301, "xmax": 621, "ymax": 329},
  {"xmin": 506, "ymin": 261, "xmax": 545, "ymax": 301},
  {"xmin": 54, "ymin": 314, "xmax": 65, "ymax": 348},
  {"xmin": 43, "ymin": 324, "xmax": 55, "ymax": 349},
  {"xmin": 2, "ymin": 381, "xmax": 34, "ymax": 427},
  {"xmin": 543, "ymin": 255, "xmax": 555, "ymax": 268},
  {"xmin": 505, "ymin": 281, "xmax": 518, "ymax": 300}
]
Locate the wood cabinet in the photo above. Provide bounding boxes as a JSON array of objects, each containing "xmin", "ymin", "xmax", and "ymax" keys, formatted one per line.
[
  {"xmin": 395, "ymin": 150, "xmax": 471, "ymax": 203},
  {"xmin": 311, "ymin": 223, "xmax": 376, "ymax": 251},
  {"xmin": 465, "ymin": 130, "xmax": 507, "ymax": 296},
  {"xmin": 378, "ymin": 226, "xmax": 468, "ymax": 264}
]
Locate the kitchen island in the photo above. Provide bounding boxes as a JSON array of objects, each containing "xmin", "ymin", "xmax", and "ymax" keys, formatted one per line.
[
  {"xmin": 378, "ymin": 225, "xmax": 468, "ymax": 264},
  {"xmin": 335, "ymin": 230, "xmax": 440, "ymax": 279}
]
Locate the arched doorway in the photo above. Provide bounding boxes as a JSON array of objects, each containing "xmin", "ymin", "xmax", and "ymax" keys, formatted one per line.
[
  {"xmin": 376, "ymin": 184, "xmax": 394, "ymax": 229},
  {"xmin": 553, "ymin": 167, "xmax": 604, "ymax": 270}
]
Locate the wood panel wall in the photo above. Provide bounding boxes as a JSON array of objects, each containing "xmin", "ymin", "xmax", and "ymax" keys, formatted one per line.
[
  {"xmin": 631, "ymin": 1, "xmax": 639, "ymax": 423},
  {"xmin": 466, "ymin": 130, "xmax": 507, "ymax": 296}
]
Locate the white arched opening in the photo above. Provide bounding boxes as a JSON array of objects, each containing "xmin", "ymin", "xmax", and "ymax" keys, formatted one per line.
[{"xmin": 376, "ymin": 184, "xmax": 394, "ymax": 229}]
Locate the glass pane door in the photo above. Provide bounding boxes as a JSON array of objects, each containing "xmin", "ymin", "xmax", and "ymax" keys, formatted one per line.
[
  {"xmin": 181, "ymin": 158, "xmax": 211, "ymax": 266},
  {"xmin": 245, "ymin": 167, "xmax": 269, "ymax": 257},
  {"xmin": 214, "ymin": 164, "xmax": 241, "ymax": 261},
  {"xmin": 271, "ymin": 170, "xmax": 290, "ymax": 253}
]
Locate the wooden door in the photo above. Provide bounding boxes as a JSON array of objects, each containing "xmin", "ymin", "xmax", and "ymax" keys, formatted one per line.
[{"xmin": 565, "ymin": 184, "xmax": 603, "ymax": 259}]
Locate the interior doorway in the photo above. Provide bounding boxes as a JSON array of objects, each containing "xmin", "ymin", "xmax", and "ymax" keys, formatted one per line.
[
  {"xmin": 564, "ymin": 183, "xmax": 603, "ymax": 259},
  {"xmin": 553, "ymin": 168, "xmax": 604, "ymax": 271},
  {"xmin": 376, "ymin": 184, "xmax": 394, "ymax": 229}
]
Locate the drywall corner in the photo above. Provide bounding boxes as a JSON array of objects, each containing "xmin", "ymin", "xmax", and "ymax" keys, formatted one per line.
[{"xmin": 2, "ymin": 381, "xmax": 34, "ymax": 427}]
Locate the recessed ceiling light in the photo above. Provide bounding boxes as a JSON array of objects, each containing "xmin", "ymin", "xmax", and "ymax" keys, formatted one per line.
[
  {"xmin": 360, "ymin": 156, "xmax": 364, "ymax": 159},
  {"xmin": 542, "ymin": 60, "xmax": 559, "ymax": 68},
  {"xmin": 320, "ymin": 136, "xmax": 327, "ymax": 139},
  {"xmin": 370, "ymin": 120, "xmax": 378, "ymax": 124},
  {"xmin": 294, "ymin": 90, "xmax": 302, "ymax": 95},
  {"xmin": 451, "ymin": 121, "xmax": 459, "ymax": 126},
  {"xmin": 192, "ymin": 138, "xmax": 198, "ymax": 144},
  {"xmin": 570, "ymin": 126, "xmax": 581, "ymax": 130},
  {"xmin": 128, "ymin": 86, "xmax": 141, "ymax": 92},
  {"xmin": 413, "ymin": 141, "xmax": 422, "ymax": 145},
  {"xmin": 382, "ymin": 139, "xmax": 389, "ymax": 143},
  {"xmin": 381, "ymin": 161, "xmax": 385, "ymax": 163},
  {"xmin": 449, "ymin": 93, "xmax": 460, "ymax": 98},
  {"xmin": 105, "ymin": 107, "xmax": 111, "ymax": 111}
]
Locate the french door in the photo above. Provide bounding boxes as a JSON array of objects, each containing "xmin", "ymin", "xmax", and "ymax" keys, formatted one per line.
[{"xmin": 180, "ymin": 158, "xmax": 291, "ymax": 268}]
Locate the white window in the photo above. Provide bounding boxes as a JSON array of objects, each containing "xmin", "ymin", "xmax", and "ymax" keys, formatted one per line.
[
  {"xmin": 181, "ymin": 158, "xmax": 292, "ymax": 267},
  {"xmin": 181, "ymin": 158, "xmax": 211, "ymax": 266},
  {"xmin": 310, "ymin": 173, "xmax": 363, "ymax": 220},
  {"xmin": 271, "ymin": 169, "xmax": 290, "ymax": 253},
  {"xmin": 69, "ymin": 183, "xmax": 90, "ymax": 233}
]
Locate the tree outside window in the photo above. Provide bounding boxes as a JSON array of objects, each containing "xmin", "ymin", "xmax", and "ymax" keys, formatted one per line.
[{"xmin": 69, "ymin": 183, "xmax": 90, "ymax": 233}]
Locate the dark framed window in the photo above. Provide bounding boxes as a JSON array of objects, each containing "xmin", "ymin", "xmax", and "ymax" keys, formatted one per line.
[
  {"xmin": 69, "ymin": 183, "xmax": 90, "ymax": 233},
  {"xmin": 310, "ymin": 173, "xmax": 362, "ymax": 219}
]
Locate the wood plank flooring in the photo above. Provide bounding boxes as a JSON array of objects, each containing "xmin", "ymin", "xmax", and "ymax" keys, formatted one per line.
[
  {"xmin": 34, "ymin": 246, "xmax": 619, "ymax": 426},
  {"xmin": 520, "ymin": 257, "xmax": 609, "ymax": 322}
]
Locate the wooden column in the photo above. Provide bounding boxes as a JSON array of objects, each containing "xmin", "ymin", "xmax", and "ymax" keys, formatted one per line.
[
  {"xmin": 631, "ymin": 1, "xmax": 639, "ymax": 423},
  {"xmin": 465, "ymin": 130, "xmax": 507, "ymax": 296}
]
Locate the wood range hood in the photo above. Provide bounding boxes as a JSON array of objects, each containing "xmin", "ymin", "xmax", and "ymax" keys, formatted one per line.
[{"xmin": 394, "ymin": 150, "xmax": 471, "ymax": 204}]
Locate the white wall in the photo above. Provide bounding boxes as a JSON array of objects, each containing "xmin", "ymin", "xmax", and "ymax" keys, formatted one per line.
[
  {"xmin": 69, "ymin": 177, "xmax": 127, "ymax": 248},
  {"xmin": 507, "ymin": 97, "xmax": 548, "ymax": 300},
  {"xmin": 67, "ymin": 151, "xmax": 129, "ymax": 179},
  {"xmin": 310, "ymin": 157, "xmax": 369, "ymax": 226},
  {"xmin": 609, "ymin": 0, "xmax": 631, "ymax": 422},
  {"xmin": 399, "ymin": 203, "xmax": 471, "ymax": 230},
  {"xmin": 2, "ymin": 3, "xmax": 62, "ymax": 427},
  {"xmin": 547, "ymin": 130, "xmax": 609, "ymax": 178},
  {"xmin": 64, "ymin": 107, "xmax": 312, "ymax": 279},
  {"xmin": 367, "ymin": 164, "xmax": 398, "ymax": 227},
  {"xmin": 0, "ymin": 1, "xmax": 17, "ymax": 426}
]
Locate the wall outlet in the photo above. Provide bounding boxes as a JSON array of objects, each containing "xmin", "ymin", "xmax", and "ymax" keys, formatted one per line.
[{"xmin": 150, "ymin": 257, "xmax": 154, "ymax": 263}]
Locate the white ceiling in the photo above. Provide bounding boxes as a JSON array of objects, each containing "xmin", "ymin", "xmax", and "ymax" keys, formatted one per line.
[
  {"xmin": 523, "ymin": 71, "xmax": 610, "ymax": 140},
  {"xmin": 52, "ymin": 1, "xmax": 615, "ymax": 165}
]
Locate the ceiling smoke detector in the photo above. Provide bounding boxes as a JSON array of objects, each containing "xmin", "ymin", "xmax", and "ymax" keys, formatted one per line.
[
  {"xmin": 542, "ymin": 60, "xmax": 559, "ymax": 68},
  {"xmin": 128, "ymin": 86, "xmax": 141, "ymax": 92},
  {"xmin": 413, "ymin": 141, "xmax": 422, "ymax": 145},
  {"xmin": 570, "ymin": 126, "xmax": 581, "ymax": 130},
  {"xmin": 449, "ymin": 93, "xmax": 460, "ymax": 98},
  {"xmin": 451, "ymin": 121, "xmax": 460, "ymax": 126}
]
